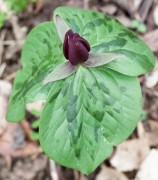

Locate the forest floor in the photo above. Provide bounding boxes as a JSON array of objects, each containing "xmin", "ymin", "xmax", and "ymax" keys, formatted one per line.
[{"xmin": 0, "ymin": 0, "xmax": 158, "ymax": 180}]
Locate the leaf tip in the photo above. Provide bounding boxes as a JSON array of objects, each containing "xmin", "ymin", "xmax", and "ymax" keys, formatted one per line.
[{"xmin": 54, "ymin": 14, "xmax": 70, "ymax": 43}]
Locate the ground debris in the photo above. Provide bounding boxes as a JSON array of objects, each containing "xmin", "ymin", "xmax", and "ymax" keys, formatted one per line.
[
  {"xmin": 142, "ymin": 29, "xmax": 158, "ymax": 52},
  {"xmin": 135, "ymin": 149, "xmax": 158, "ymax": 180},
  {"xmin": 0, "ymin": 121, "xmax": 40, "ymax": 157},
  {"xmin": 96, "ymin": 165, "xmax": 129, "ymax": 180},
  {"xmin": 0, "ymin": 80, "xmax": 12, "ymax": 136},
  {"xmin": 138, "ymin": 121, "xmax": 158, "ymax": 147},
  {"xmin": 110, "ymin": 139, "xmax": 149, "ymax": 172}
]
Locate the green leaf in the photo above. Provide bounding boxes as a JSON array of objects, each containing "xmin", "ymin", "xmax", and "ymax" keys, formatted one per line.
[
  {"xmin": 30, "ymin": 132, "xmax": 39, "ymax": 140},
  {"xmin": 137, "ymin": 23, "xmax": 147, "ymax": 33},
  {"xmin": 0, "ymin": 12, "xmax": 6, "ymax": 28},
  {"xmin": 30, "ymin": 109, "xmax": 41, "ymax": 116},
  {"xmin": 7, "ymin": 22, "xmax": 64, "ymax": 122},
  {"xmin": 6, "ymin": 0, "xmax": 28, "ymax": 12},
  {"xmin": 54, "ymin": 7, "xmax": 104, "ymax": 34},
  {"xmin": 54, "ymin": 7, "xmax": 155, "ymax": 76},
  {"xmin": 131, "ymin": 19, "xmax": 139, "ymax": 28},
  {"xmin": 31, "ymin": 119, "xmax": 40, "ymax": 129},
  {"xmin": 7, "ymin": 6, "xmax": 154, "ymax": 174},
  {"xmin": 30, "ymin": 119, "xmax": 40, "ymax": 140},
  {"xmin": 131, "ymin": 20, "xmax": 147, "ymax": 33},
  {"xmin": 140, "ymin": 110, "xmax": 148, "ymax": 121},
  {"xmin": 83, "ymin": 18, "xmax": 155, "ymax": 76},
  {"xmin": 39, "ymin": 66, "xmax": 142, "ymax": 174}
]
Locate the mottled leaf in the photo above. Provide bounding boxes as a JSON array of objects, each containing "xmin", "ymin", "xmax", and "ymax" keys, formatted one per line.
[
  {"xmin": 7, "ymin": 6, "xmax": 154, "ymax": 175},
  {"xmin": 39, "ymin": 67, "xmax": 142, "ymax": 174},
  {"xmin": 54, "ymin": 7, "xmax": 104, "ymax": 34},
  {"xmin": 54, "ymin": 7, "xmax": 155, "ymax": 76},
  {"xmin": 7, "ymin": 22, "xmax": 64, "ymax": 122}
]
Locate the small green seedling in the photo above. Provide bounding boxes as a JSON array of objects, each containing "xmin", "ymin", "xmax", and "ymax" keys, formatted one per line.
[
  {"xmin": 0, "ymin": 12, "xmax": 6, "ymax": 28},
  {"xmin": 7, "ymin": 7, "xmax": 155, "ymax": 175},
  {"xmin": 30, "ymin": 119, "xmax": 40, "ymax": 140},
  {"xmin": 131, "ymin": 19, "xmax": 147, "ymax": 33},
  {"xmin": 6, "ymin": 0, "xmax": 38, "ymax": 12},
  {"xmin": 29, "ymin": 109, "xmax": 41, "ymax": 140},
  {"xmin": 6, "ymin": 0, "xmax": 28, "ymax": 12}
]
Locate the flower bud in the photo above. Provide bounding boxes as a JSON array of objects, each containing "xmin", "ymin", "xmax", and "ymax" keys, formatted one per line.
[{"xmin": 63, "ymin": 30, "xmax": 90, "ymax": 65}]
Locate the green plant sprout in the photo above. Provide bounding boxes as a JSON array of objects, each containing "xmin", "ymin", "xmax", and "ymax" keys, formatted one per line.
[
  {"xmin": 30, "ymin": 119, "xmax": 40, "ymax": 140},
  {"xmin": 29, "ymin": 109, "xmax": 41, "ymax": 140},
  {"xmin": 7, "ymin": 7, "xmax": 155, "ymax": 175},
  {"xmin": 6, "ymin": 0, "xmax": 38, "ymax": 12},
  {"xmin": 131, "ymin": 19, "xmax": 147, "ymax": 33},
  {"xmin": 0, "ymin": 12, "xmax": 6, "ymax": 28}
]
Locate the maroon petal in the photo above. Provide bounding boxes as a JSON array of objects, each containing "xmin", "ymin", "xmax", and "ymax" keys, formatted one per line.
[
  {"xmin": 68, "ymin": 40, "xmax": 89, "ymax": 65},
  {"xmin": 63, "ymin": 30, "xmax": 73, "ymax": 59},
  {"xmin": 76, "ymin": 37, "xmax": 90, "ymax": 52},
  {"xmin": 63, "ymin": 30, "xmax": 90, "ymax": 65}
]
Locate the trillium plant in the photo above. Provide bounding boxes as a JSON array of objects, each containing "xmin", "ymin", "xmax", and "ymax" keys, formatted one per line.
[{"xmin": 7, "ymin": 7, "xmax": 155, "ymax": 175}]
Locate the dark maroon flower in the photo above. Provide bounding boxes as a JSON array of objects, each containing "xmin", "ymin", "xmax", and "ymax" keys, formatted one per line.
[{"xmin": 63, "ymin": 30, "xmax": 90, "ymax": 65}]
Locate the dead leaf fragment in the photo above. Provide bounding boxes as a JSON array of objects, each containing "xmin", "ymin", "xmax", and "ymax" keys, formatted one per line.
[
  {"xmin": 101, "ymin": 4, "xmax": 117, "ymax": 15},
  {"xmin": 153, "ymin": 5, "xmax": 158, "ymax": 26},
  {"xmin": 135, "ymin": 149, "xmax": 158, "ymax": 180},
  {"xmin": 96, "ymin": 166, "xmax": 129, "ymax": 180},
  {"xmin": 49, "ymin": 159, "xmax": 59, "ymax": 180},
  {"xmin": 0, "ymin": 95, "xmax": 8, "ymax": 136},
  {"xmin": 0, "ymin": 123, "xmax": 40, "ymax": 157},
  {"xmin": 145, "ymin": 61, "xmax": 158, "ymax": 88},
  {"xmin": 0, "ymin": 80, "xmax": 12, "ymax": 97},
  {"xmin": 145, "ymin": 70, "xmax": 158, "ymax": 88},
  {"xmin": 138, "ymin": 121, "xmax": 158, "ymax": 147},
  {"xmin": 0, "ymin": 80, "xmax": 12, "ymax": 136},
  {"xmin": 26, "ymin": 100, "xmax": 45, "ymax": 113},
  {"xmin": 116, "ymin": 15, "xmax": 131, "ymax": 27},
  {"xmin": 110, "ymin": 139, "xmax": 149, "ymax": 172},
  {"xmin": 142, "ymin": 29, "xmax": 158, "ymax": 52}
]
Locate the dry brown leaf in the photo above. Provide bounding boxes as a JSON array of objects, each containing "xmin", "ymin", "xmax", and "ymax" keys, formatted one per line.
[
  {"xmin": 133, "ymin": 0, "xmax": 143, "ymax": 10},
  {"xmin": 11, "ymin": 154, "xmax": 48, "ymax": 180},
  {"xmin": 0, "ymin": 123, "xmax": 40, "ymax": 157},
  {"xmin": 66, "ymin": 0, "xmax": 85, "ymax": 8},
  {"xmin": 0, "ymin": 95, "xmax": 8, "ymax": 136},
  {"xmin": 0, "ymin": 80, "xmax": 12, "ymax": 136},
  {"xmin": 153, "ymin": 5, "xmax": 158, "ymax": 26},
  {"xmin": 138, "ymin": 120, "xmax": 158, "ymax": 147},
  {"xmin": 0, "ymin": 30, "xmax": 6, "ymax": 65},
  {"xmin": 138, "ymin": 0, "xmax": 152, "ymax": 22},
  {"xmin": 101, "ymin": 4, "xmax": 117, "ymax": 15},
  {"xmin": 110, "ymin": 139, "xmax": 149, "ymax": 172},
  {"xmin": 0, "ymin": 0, "xmax": 9, "ymax": 13},
  {"xmin": 26, "ymin": 100, "xmax": 45, "ymax": 113},
  {"xmin": 49, "ymin": 159, "xmax": 59, "ymax": 180},
  {"xmin": 137, "ymin": 122, "xmax": 145, "ymax": 138},
  {"xmin": 142, "ymin": 29, "xmax": 158, "ymax": 52},
  {"xmin": 135, "ymin": 149, "xmax": 158, "ymax": 180},
  {"xmin": 96, "ymin": 165, "xmax": 129, "ymax": 180},
  {"xmin": 145, "ymin": 61, "xmax": 158, "ymax": 88},
  {"xmin": 116, "ymin": 15, "xmax": 131, "ymax": 27},
  {"xmin": 110, "ymin": 0, "xmax": 129, "ymax": 12},
  {"xmin": 80, "ymin": 174, "xmax": 88, "ymax": 180},
  {"xmin": 0, "ymin": 80, "xmax": 12, "ymax": 97},
  {"xmin": 145, "ymin": 70, "xmax": 158, "ymax": 88}
]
